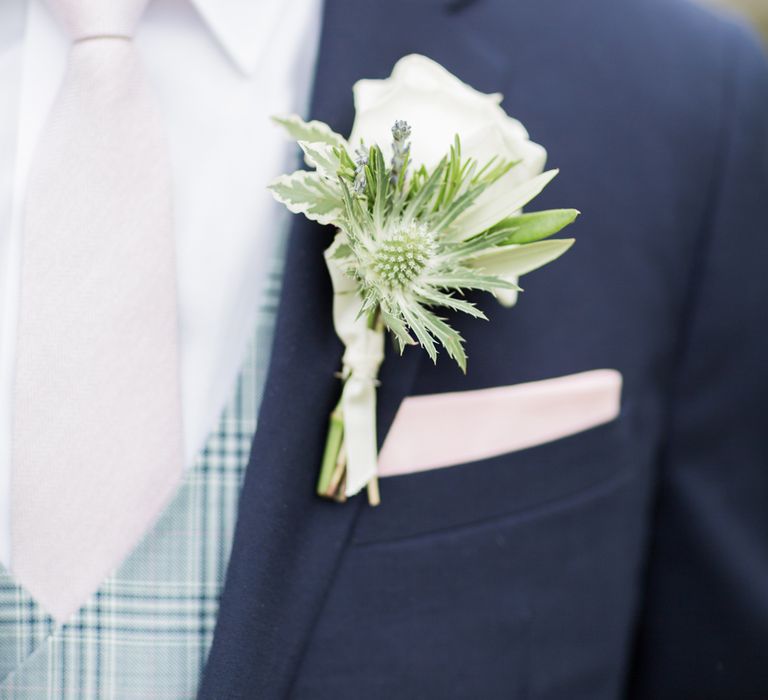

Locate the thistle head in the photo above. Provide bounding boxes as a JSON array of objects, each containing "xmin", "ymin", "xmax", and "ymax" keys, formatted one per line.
[{"xmin": 370, "ymin": 222, "xmax": 436, "ymax": 290}]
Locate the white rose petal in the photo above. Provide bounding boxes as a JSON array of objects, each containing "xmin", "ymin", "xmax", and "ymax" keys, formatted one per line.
[{"xmin": 350, "ymin": 54, "xmax": 547, "ymax": 178}]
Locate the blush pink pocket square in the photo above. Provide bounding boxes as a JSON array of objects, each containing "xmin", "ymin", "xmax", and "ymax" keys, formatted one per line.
[{"xmin": 378, "ymin": 369, "xmax": 622, "ymax": 478}]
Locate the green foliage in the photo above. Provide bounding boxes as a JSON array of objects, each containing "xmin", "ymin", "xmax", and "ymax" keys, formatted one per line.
[
  {"xmin": 298, "ymin": 141, "xmax": 341, "ymax": 180},
  {"xmin": 270, "ymin": 114, "xmax": 578, "ymax": 370},
  {"xmin": 468, "ymin": 239, "xmax": 575, "ymax": 278},
  {"xmin": 490, "ymin": 209, "xmax": 580, "ymax": 245},
  {"xmin": 268, "ymin": 171, "xmax": 343, "ymax": 227},
  {"xmin": 272, "ymin": 115, "xmax": 346, "ymax": 149}
]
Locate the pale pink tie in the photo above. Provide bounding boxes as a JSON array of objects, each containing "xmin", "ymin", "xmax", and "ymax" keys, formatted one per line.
[{"xmin": 12, "ymin": 0, "xmax": 183, "ymax": 622}]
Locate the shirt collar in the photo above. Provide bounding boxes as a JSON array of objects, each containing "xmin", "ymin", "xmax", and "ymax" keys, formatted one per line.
[{"xmin": 191, "ymin": 0, "xmax": 298, "ymax": 76}]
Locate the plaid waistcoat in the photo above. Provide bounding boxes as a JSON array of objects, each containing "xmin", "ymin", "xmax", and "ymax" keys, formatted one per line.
[{"xmin": 0, "ymin": 262, "xmax": 283, "ymax": 699}]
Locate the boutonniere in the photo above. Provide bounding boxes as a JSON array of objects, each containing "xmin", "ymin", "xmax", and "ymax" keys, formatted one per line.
[{"xmin": 270, "ymin": 55, "xmax": 577, "ymax": 505}]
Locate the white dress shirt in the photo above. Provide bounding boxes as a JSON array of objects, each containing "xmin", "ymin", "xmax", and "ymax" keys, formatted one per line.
[{"xmin": 0, "ymin": 0, "xmax": 323, "ymax": 566}]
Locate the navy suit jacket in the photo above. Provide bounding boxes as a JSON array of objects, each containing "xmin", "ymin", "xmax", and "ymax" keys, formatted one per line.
[{"xmin": 198, "ymin": 0, "xmax": 768, "ymax": 697}]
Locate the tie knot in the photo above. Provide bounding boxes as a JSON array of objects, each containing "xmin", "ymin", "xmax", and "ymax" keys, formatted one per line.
[{"xmin": 46, "ymin": 0, "xmax": 150, "ymax": 41}]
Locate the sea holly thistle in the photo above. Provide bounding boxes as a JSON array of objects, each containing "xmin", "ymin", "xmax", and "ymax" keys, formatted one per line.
[{"xmin": 270, "ymin": 114, "xmax": 578, "ymax": 503}]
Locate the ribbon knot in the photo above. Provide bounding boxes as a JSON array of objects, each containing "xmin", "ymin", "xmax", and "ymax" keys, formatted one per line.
[{"xmin": 342, "ymin": 331, "xmax": 385, "ymax": 382}]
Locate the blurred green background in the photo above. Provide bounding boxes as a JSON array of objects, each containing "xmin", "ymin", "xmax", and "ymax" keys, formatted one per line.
[{"xmin": 705, "ymin": 0, "xmax": 768, "ymax": 42}]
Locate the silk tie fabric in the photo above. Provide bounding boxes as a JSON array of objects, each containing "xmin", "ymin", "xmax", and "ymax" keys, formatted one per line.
[{"xmin": 12, "ymin": 0, "xmax": 183, "ymax": 622}]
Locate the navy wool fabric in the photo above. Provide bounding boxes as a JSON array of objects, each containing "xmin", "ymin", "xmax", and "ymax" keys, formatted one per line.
[{"xmin": 198, "ymin": 0, "xmax": 768, "ymax": 698}]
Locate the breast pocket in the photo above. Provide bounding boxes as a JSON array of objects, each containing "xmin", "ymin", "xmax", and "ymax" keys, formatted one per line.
[
  {"xmin": 295, "ymin": 402, "xmax": 637, "ymax": 700},
  {"xmin": 354, "ymin": 369, "xmax": 630, "ymax": 545}
]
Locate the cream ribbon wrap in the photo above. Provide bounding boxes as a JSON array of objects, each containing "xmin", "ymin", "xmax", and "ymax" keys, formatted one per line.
[{"xmin": 324, "ymin": 240, "xmax": 385, "ymax": 496}]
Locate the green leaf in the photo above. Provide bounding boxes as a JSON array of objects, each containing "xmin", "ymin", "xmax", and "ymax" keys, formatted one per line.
[
  {"xmin": 380, "ymin": 308, "xmax": 415, "ymax": 352},
  {"xmin": 491, "ymin": 209, "xmax": 580, "ymax": 245},
  {"xmin": 403, "ymin": 159, "xmax": 448, "ymax": 222},
  {"xmin": 369, "ymin": 146, "xmax": 389, "ymax": 228},
  {"xmin": 268, "ymin": 171, "xmax": 343, "ymax": 226},
  {"xmin": 429, "ymin": 269, "xmax": 520, "ymax": 293},
  {"xmin": 337, "ymin": 148, "xmax": 358, "ymax": 184},
  {"xmin": 338, "ymin": 178, "xmax": 373, "ymax": 239},
  {"xmin": 410, "ymin": 305, "xmax": 467, "ymax": 372},
  {"xmin": 272, "ymin": 115, "xmax": 346, "ymax": 149},
  {"xmin": 449, "ymin": 226, "xmax": 520, "ymax": 258},
  {"xmin": 413, "ymin": 285, "xmax": 487, "ymax": 321},
  {"xmin": 400, "ymin": 305, "xmax": 438, "ymax": 364},
  {"xmin": 454, "ymin": 169, "xmax": 559, "ymax": 238},
  {"xmin": 331, "ymin": 243, "xmax": 353, "ymax": 260},
  {"xmin": 430, "ymin": 183, "xmax": 488, "ymax": 232},
  {"xmin": 298, "ymin": 141, "xmax": 342, "ymax": 179},
  {"xmin": 472, "ymin": 156, "xmax": 518, "ymax": 185},
  {"xmin": 468, "ymin": 238, "xmax": 575, "ymax": 277}
]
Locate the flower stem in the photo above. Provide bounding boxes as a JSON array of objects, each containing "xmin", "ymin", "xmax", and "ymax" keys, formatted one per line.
[
  {"xmin": 327, "ymin": 442, "xmax": 347, "ymax": 500},
  {"xmin": 366, "ymin": 477, "xmax": 381, "ymax": 506},
  {"xmin": 317, "ymin": 399, "xmax": 344, "ymax": 497}
]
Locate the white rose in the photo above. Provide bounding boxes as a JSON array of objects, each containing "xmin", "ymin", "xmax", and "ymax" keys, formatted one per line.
[
  {"xmin": 349, "ymin": 54, "xmax": 546, "ymax": 184},
  {"xmin": 350, "ymin": 54, "xmax": 552, "ymax": 307}
]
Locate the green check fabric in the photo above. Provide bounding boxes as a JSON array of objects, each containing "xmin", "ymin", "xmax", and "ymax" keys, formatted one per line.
[{"xmin": 0, "ymin": 263, "xmax": 283, "ymax": 699}]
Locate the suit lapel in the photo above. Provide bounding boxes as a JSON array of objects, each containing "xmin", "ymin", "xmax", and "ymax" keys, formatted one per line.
[{"xmin": 198, "ymin": 1, "xmax": 507, "ymax": 697}]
